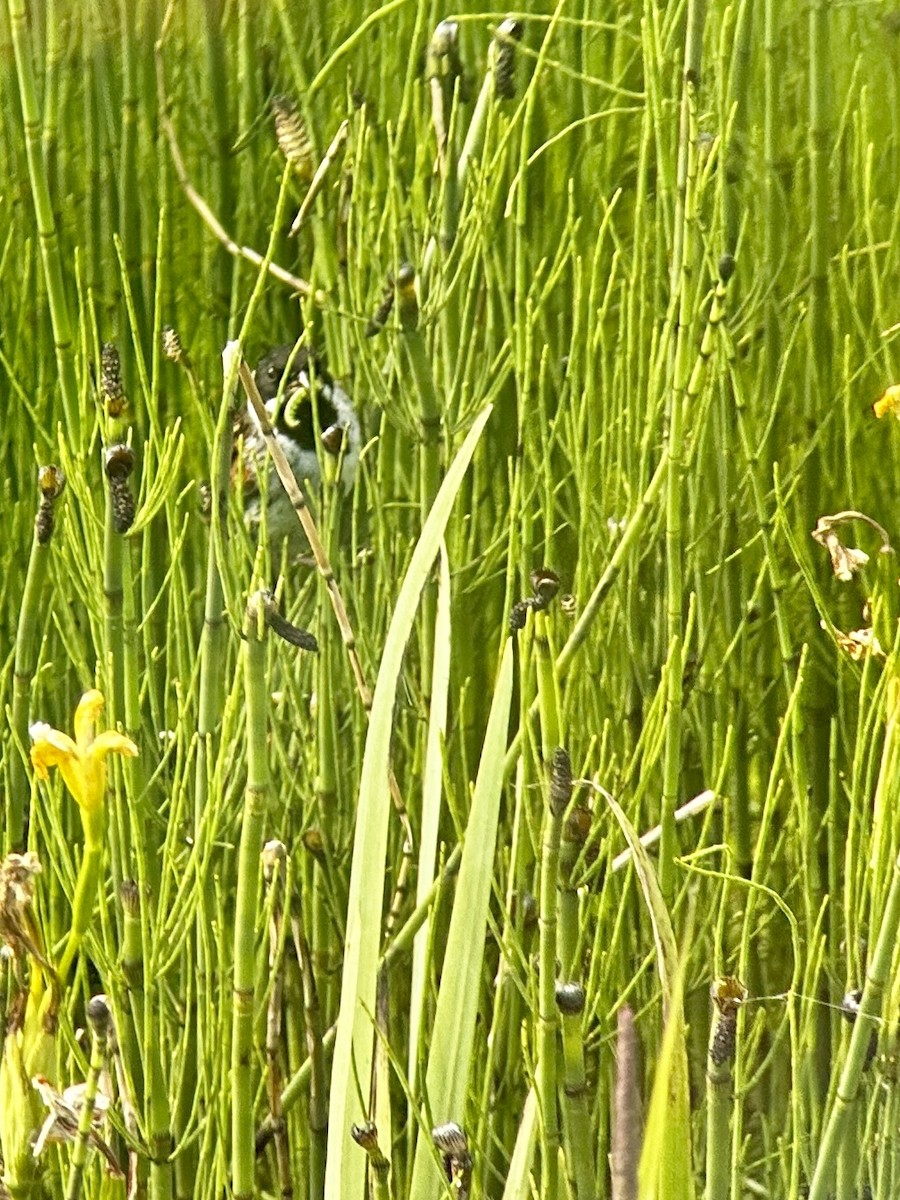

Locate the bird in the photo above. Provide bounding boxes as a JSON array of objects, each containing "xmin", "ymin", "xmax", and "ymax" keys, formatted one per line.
[{"xmin": 235, "ymin": 342, "xmax": 361, "ymax": 547}]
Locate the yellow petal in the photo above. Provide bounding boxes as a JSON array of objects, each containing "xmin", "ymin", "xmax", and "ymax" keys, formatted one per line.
[
  {"xmin": 74, "ymin": 690, "xmax": 105, "ymax": 751},
  {"xmin": 874, "ymin": 384, "xmax": 900, "ymax": 420},
  {"xmin": 90, "ymin": 731, "xmax": 139, "ymax": 762},
  {"xmin": 29, "ymin": 725, "xmax": 78, "ymax": 781}
]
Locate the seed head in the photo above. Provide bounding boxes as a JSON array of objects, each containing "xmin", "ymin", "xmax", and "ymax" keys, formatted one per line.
[
  {"xmin": 549, "ymin": 747, "xmax": 573, "ymax": 816},
  {"xmin": 104, "ymin": 444, "xmax": 136, "ymax": 534},
  {"xmin": 86, "ymin": 994, "xmax": 112, "ymax": 1037},
  {"xmin": 492, "ymin": 18, "xmax": 524, "ymax": 100},
  {"xmin": 273, "ymin": 95, "xmax": 314, "ymax": 182},
  {"xmin": 36, "ymin": 464, "xmax": 66, "ymax": 545},
  {"xmin": 100, "ymin": 343, "xmax": 127, "ymax": 417},
  {"xmin": 162, "ymin": 325, "xmax": 185, "ymax": 363},
  {"xmin": 555, "ymin": 981, "xmax": 585, "ymax": 1015}
]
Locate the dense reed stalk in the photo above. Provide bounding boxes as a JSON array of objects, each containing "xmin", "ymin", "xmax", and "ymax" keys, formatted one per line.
[
  {"xmin": 704, "ymin": 977, "xmax": 745, "ymax": 1200},
  {"xmin": 661, "ymin": 0, "xmax": 706, "ymax": 899},
  {"xmin": 8, "ymin": 466, "xmax": 65, "ymax": 852},
  {"xmin": 536, "ymin": 745, "xmax": 567, "ymax": 1200},
  {"xmin": 2, "ymin": 4, "xmax": 900, "ymax": 1199},
  {"xmin": 64, "ymin": 995, "xmax": 112, "ymax": 1200},
  {"xmin": 231, "ymin": 593, "xmax": 271, "ymax": 1200},
  {"xmin": 5, "ymin": 0, "xmax": 79, "ymax": 429}
]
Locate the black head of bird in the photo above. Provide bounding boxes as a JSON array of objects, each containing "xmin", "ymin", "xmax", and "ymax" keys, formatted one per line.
[{"xmin": 235, "ymin": 343, "xmax": 361, "ymax": 546}]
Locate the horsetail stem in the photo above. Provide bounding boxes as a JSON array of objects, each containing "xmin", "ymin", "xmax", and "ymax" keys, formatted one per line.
[
  {"xmin": 231, "ymin": 591, "xmax": 271, "ymax": 1200},
  {"xmin": 704, "ymin": 976, "xmax": 746, "ymax": 1200},
  {"xmin": 8, "ymin": 465, "xmax": 66, "ymax": 852},
  {"xmin": 555, "ymin": 983, "xmax": 595, "ymax": 1200},
  {"xmin": 536, "ymin": 747, "xmax": 570, "ymax": 1200},
  {"xmin": 64, "ymin": 994, "xmax": 115, "ymax": 1200},
  {"xmin": 6, "ymin": 0, "xmax": 79, "ymax": 430},
  {"xmin": 661, "ymin": 0, "xmax": 707, "ymax": 899},
  {"xmin": 261, "ymin": 841, "xmax": 293, "ymax": 1200}
]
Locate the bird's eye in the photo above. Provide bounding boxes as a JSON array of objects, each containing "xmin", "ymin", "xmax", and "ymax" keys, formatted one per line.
[{"xmin": 267, "ymin": 365, "xmax": 279, "ymax": 380}]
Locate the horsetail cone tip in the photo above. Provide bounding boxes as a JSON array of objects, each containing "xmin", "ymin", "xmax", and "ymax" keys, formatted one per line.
[
  {"xmin": 104, "ymin": 444, "xmax": 135, "ymax": 481},
  {"xmin": 261, "ymin": 840, "xmax": 287, "ymax": 883},
  {"xmin": 350, "ymin": 1122, "xmax": 379, "ymax": 1152},
  {"xmin": 36, "ymin": 464, "xmax": 65, "ymax": 545},
  {"xmin": 100, "ymin": 343, "xmax": 126, "ymax": 417},
  {"xmin": 162, "ymin": 325, "xmax": 185, "ymax": 363},
  {"xmin": 429, "ymin": 19, "xmax": 460, "ymax": 65},
  {"xmin": 104, "ymin": 444, "xmax": 136, "ymax": 534},
  {"xmin": 432, "ymin": 1123, "xmax": 472, "ymax": 1192},
  {"xmin": 119, "ymin": 879, "xmax": 140, "ymax": 916},
  {"xmin": 38, "ymin": 464, "xmax": 65, "ymax": 502},
  {"xmin": 396, "ymin": 263, "xmax": 419, "ymax": 328},
  {"xmin": 432, "ymin": 1122, "xmax": 468, "ymax": 1156},
  {"xmin": 555, "ymin": 982, "xmax": 586, "ymax": 1015},
  {"xmin": 86, "ymin": 994, "xmax": 112, "ymax": 1035},
  {"xmin": 549, "ymin": 747, "xmax": 573, "ymax": 816},
  {"xmin": 709, "ymin": 976, "xmax": 747, "ymax": 1066},
  {"xmin": 492, "ymin": 17, "xmax": 524, "ymax": 100},
  {"xmin": 272, "ymin": 94, "xmax": 313, "ymax": 182},
  {"xmin": 531, "ymin": 568, "xmax": 560, "ymax": 603}
]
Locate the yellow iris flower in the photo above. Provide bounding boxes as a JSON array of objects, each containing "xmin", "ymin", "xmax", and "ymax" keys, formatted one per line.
[
  {"xmin": 30, "ymin": 690, "xmax": 138, "ymax": 818},
  {"xmin": 874, "ymin": 384, "xmax": 900, "ymax": 420}
]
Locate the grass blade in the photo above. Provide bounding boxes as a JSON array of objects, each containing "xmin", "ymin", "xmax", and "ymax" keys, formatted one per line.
[
  {"xmin": 408, "ymin": 637, "xmax": 515, "ymax": 1200},
  {"xmin": 324, "ymin": 405, "xmax": 492, "ymax": 1200}
]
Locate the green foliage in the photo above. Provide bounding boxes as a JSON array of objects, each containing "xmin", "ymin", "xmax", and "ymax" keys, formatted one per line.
[{"xmin": 1, "ymin": 1, "xmax": 899, "ymax": 1199}]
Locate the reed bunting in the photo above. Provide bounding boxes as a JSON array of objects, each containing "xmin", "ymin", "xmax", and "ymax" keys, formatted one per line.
[{"xmin": 235, "ymin": 343, "xmax": 361, "ymax": 546}]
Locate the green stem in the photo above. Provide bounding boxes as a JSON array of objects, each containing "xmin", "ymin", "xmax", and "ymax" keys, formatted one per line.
[
  {"xmin": 537, "ymin": 749, "xmax": 570, "ymax": 1200},
  {"xmin": 262, "ymin": 845, "xmax": 293, "ymax": 1200},
  {"xmin": 705, "ymin": 978, "xmax": 745, "ymax": 1200},
  {"xmin": 808, "ymin": 823, "xmax": 900, "ymax": 1200},
  {"xmin": 254, "ymin": 1025, "xmax": 338, "ymax": 1152},
  {"xmin": 57, "ymin": 832, "xmax": 104, "ymax": 985},
  {"xmin": 556, "ymin": 984, "xmax": 595, "ymax": 1200},
  {"xmin": 397, "ymin": 265, "xmax": 442, "ymax": 706},
  {"xmin": 6, "ymin": 0, "xmax": 79, "ymax": 431},
  {"xmin": 65, "ymin": 995, "xmax": 113, "ymax": 1200},
  {"xmin": 661, "ymin": 0, "xmax": 706, "ymax": 899},
  {"xmin": 231, "ymin": 595, "xmax": 270, "ymax": 1200},
  {"xmin": 8, "ymin": 467, "xmax": 64, "ymax": 852}
]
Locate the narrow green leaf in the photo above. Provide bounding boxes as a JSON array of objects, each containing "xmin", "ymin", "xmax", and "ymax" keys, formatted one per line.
[
  {"xmin": 501, "ymin": 1088, "xmax": 539, "ymax": 1200},
  {"xmin": 603, "ymin": 787, "xmax": 694, "ymax": 1200},
  {"xmin": 408, "ymin": 637, "xmax": 514, "ymax": 1200},
  {"xmin": 639, "ymin": 953, "xmax": 693, "ymax": 1200},
  {"xmin": 324, "ymin": 405, "xmax": 493, "ymax": 1200},
  {"xmin": 408, "ymin": 540, "xmax": 452, "ymax": 1094}
]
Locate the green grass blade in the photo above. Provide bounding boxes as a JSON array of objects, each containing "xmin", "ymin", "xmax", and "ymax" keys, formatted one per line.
[
  {"xmin": 638, "ymin": 953, "xmax": 694, "ymax": 1200},
  {"xmin": 324, "ymin": 405, "xmax": 493, "ymax": 1200},
  {"xmin": 501, "ymin": 1088, "xmax": 539, "ymax": 1200},
  {"xmin": 408, "ymin": 636, "xmax": 514, "ymax": 1200},
  {"xmin": 408, "ymin": 540, "xmax": 452, "ymax": 1095},
  {"xmin": 603, "ymin": 787, "xmax": 695, "ymax": 1200}
]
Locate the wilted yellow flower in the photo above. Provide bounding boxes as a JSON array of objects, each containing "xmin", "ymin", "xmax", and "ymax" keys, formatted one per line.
[
  {"xmin": 874, "ymin": 384, "xmax": 900, "ymax": 420},
  {"xmin": 30, "ymin": 690, "xmax": 137, "ymax": 818},
  {"xmin": 835, "ymin": 627, "xmax": 885, "ymax": 661}
]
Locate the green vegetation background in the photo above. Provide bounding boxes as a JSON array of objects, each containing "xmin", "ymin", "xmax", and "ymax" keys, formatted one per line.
[{"xmin": 1, "ymin": 1, "xmax": 900, "ymax": 1198}]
